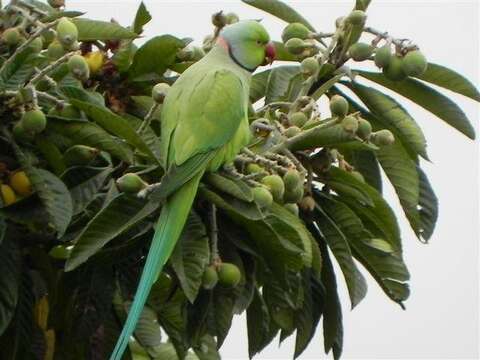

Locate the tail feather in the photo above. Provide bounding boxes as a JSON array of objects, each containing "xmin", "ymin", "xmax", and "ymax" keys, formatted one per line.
[{"xmin": 110, "ymin": 172, "xmax": 203, "ymax": 360}]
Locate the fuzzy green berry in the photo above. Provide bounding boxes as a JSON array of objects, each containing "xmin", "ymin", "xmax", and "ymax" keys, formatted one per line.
[
  {"xmin": 152, "ymin": 83, "xmax": 170, "ymax": 103},
  {"xmin": 299, "ymin": 195, "xmax": 316, "ymax": 212},
  {"xmin": 67, "ymin": 54, "xmax": 90, "ymax": 81},
  {"xmin": 283, "ymin": 169, "xmax": 302, "ymax": 191},
  {"xmin": 225, "ymin": 12, "xmax": 239, "ymax": 24},
  {"xmin": 211, "ymin": 12, "xmax": 227, "ymax": 28},
  {"xmin": 301, "ymin": 57, "xmax": 319, "ymax": 77},
  {"xmin": 245, "ymin": 163, "xmax": 264, "ymax": 175},
  {"xmin": 282, "ymin": 23, "xmax": 311, "ymax": 43},
  {"xmin": 357, "ymin": 118, "xmax": 372, "ymax": 140},
  {"xmin": 21, "ymin": 109, "xmax": 47, "ymax": 134},
  {"xmin": 29, "ymin": 37, "xmax": 44, "ymax": 53},
  {"xmin": 349, "ymin": 42, "xmax": 374, "ymax": 61},
  {"xmin": 56, "ymin": 17, "xmax": 78, "ymax": 48},
  {"xmin": 374, "ymin": 44, "xmax": 392, "ymax": 68},
  {"xmin": 284, "ymin": 203, "xmax": 299, "ymax": 216},
  {"xmin": 371, "ymin": 129, "xmax": 395, "ymax": 146},
  {"xmin": 283, "ymin": 185, "xmax": 304, "ymax": 204},
  {"xmin": 253, "ymin": 186, "xmax": 273, "ymax": 209},
  {"xmin": 217, "ymin": 263, "xmax": 241, "ymax": 288},
  {"xmin": 383, "ymin": 55, "xmax": 406, "ymax": 81},
  {"xmin": 49, "ymin": 245, "xmax": 71, "ymax": 259},
  {"xmin": 341, "ymin": 115, "xmax": 358, "ymax": 133},
  {"xmin": 285, "ymin": 38, "xmax": 307, "ymax": 55},
  {"xmin": 202, "ymin": 265, "xmax": 219, "ymax": 290},
  {"xmin": 2, "ymin": 28, "xmax": 21, "ymax": 46},
  {"xmin": 64, "ymin": 145, "xmax": 99, "ymax": 166},
  {"xmin": 261, "ymin": 174, "xmax": 285, "ymax": 203},
  {"xmin": 116, "ymin": 173, "xmax": 148, "ymax": 193},
  {"xmin": 47, "ymin": 40, "xmax": 65, "ymax": 60},
  {"xmin": 284, "ymin": 126, "xmax": 301, "ymax": 138},
  {"xmin": 13, "ymin": 122, "xmax": 34, "ymax": 142},
  {"xmin": 346, "ymin": 10, "xmax": 366, "ymax": 26},
  {"xmin": 289, "ymin": 112, "xmax": 308, "ymax": 127},
  {"xmin": 48, "ymin": 0, "xmax": 65, "ymax": 8},
  {"xmin": 42, "ymin": 29, "xmax": 56, "ymax": 47},
  {"xmin": 329, "ymin": 95, "xmax": 349, "ymax": 118},
  {"xmin": 402, "ymin": 50, "xmax": 428, "ymax": 77}
]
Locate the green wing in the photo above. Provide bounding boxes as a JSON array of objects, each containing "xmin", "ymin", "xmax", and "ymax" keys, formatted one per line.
[{"xmin": 162, "ymin": 67, "xmax": 247, "ymax": 167}]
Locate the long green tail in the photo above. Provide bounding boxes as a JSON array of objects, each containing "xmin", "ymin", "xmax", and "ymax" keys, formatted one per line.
[{"xmin": 110, "ymin": 172, "xmax": 203, "ymax": 360}]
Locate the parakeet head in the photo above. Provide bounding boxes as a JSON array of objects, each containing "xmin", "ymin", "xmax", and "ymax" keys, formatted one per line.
[{"xmin": 218, "ymin": 20, "xmax": 275, "ymax": 72}]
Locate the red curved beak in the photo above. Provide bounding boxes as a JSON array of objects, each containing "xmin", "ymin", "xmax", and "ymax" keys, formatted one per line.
[{"xmin": 264, "ymin": 42, "xmax": 276, "ymax": 65}]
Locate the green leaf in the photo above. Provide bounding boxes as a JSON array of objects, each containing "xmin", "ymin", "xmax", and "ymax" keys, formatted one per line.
[
  {"xmin": 0, "ymin": 237, "xmax": 21, "ymax": 336},
  {"xmin": 112, "ymin": 41, "xmax": 137, "ymax": 73},
  {"xmin": 315, "ymin": 197, "xmax": 367, "ymax": 308},
  {"xmin": 193, "ymin": 335, "xmax": 220, "ymax": 360},
  {"xmin": 129, "ymin": 35, "xmax": 186, "ymax": 80},
  {"xmin": 349, "ymin": 81, "xmax": 428, "ymax": 160},
  {"xmin": 65, "ymin": 194, "xmax": 159, "ymax": 271},
  {"xmin": 41, "ymin": 10, "xmax": 84, "ymax": 22},
  {"xmin": 210, "ymin": 288, "xmax": 235, "ymax": 347},
  {"xmin": 342, "ymin": 150, "xmax": 382, "ymax": 193},
  {"xmin": 247, "ymin": 288, "xmax": 272, "ymax": 358},
  {"xmin": 131, "ymin": 305, "xmax": 162, "ymax": 351},
  {"xmin": 0, "ymin": 48, "xmax": 37, "ymax": 90},
  {"xmin": 311, "ymin": 74, "xmax": 344, "ymax": 101},
  {"xmin": 204, "ymin": 173, "xmax": 253, "ymax": 202},
  {"xmin": 26, "ymin": 168, "xmax": 73, "ymax": 237},
  {"xmin": 133, "ymin": 1, "xmax": 152, "ymax": 34},
  {"xmin": 170, "ymin": 212, "xmax": 210, "ymax": 303},
  {"xmin": 417, "ymin": 166, "xmax": 438, "ymax": 242},
  {"xmin": 356, "ymin": 70, "xmax": 475, "ymax": 139},
  {"xmin": 241, "ymin": 0, "xmax": 315, "ymax": 31},
  {"xmin": 62, "ymin": 166, "xmax": 112, "ymax": 215},
  {"xmin": 47, "ymin": 118, "xmax": 134, "ymax": 163},
  {"xmin": 35, "ymin": 137, "xmax": 66, "ymax": 176},
  {"xmin": 72, "ymin": 18, "xmax": 137, "ymax": 41},
  {"xmin": 265, "ymin": 65, "xmax": 302, "ymax": 104},
  {"xmin": 416, "ymin": 63, "xmax": 480, "ymax": 102},
  {"xmin": 250, "ymin": 69, "xmax": 270, "ymax": 103},
  {"xmin": 285, "ymin": 124, "xmax": 357, "ymax": 151}
]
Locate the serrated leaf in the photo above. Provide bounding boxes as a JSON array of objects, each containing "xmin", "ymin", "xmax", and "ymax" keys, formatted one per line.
[
  {"xmin": 0, "ymin": 48, "xmax": 38, "ymax": 90},
  {"xmin": 0, "ymin": 236, "xmax": 21, "ymax": 336},
  {"xmin": 247, "ymin": 288, "xmax": 272, "ymax": 358},
  {"xmin": 128, "ymin": 304, "xmax": 162, "ymax": 351},
  {"xmin": 241, "ymin": 0, "xmax": 315, "ymax": 31},
  {"xmin": 47, "ymin": 118, "xmax": 134, "ymax": 163},
  {"xmin": 349, "ymin": 81, "xmax": 428, "ymax": 160},
  {"xmin": 65, "ymin": 194, "xmax": 159, "ymax": 271},
  {"xmin": 41, "ymin": 10, "xmax": 84, "ymax": 22},
  {"xmin": 133, "ymin": 2, "xmax": 152, "ymax": 34},
  {"xmin": 112, "ymin": 41, "xmax": 137, "ymax": 73},
  {"xmin": 72, "ymin": 18, "xmax": 137, "ymax": 41},
  {"xmin": 416, "ymin": 63, "xmax": 480, "ymax": 102},
  {"xmin": 129, "ymin": 35, "xmax": 186, "ymax": 79},
  {"xmin": 26, "ymin": 168, "xmax": 73, "ymax": 237},
  {"xmin": 62, "ymin": 166, "xmax": 112, "ymax": 215},
  {"xmin": 285, "ymin": 124, "xmax": 357, "ymax": 151},
  {"xmin": 357, "ymin": 70, "xmax": 475, "ymax": 139},
  {"xmin": 204, "ymin": 173, "xmax": 253, "ymax": 202},
  {"xmin": 342, "ymin": 150, "xmax": 382, "ymax": 193},
  {"xmin": 250, "ymin": 69, "xmax": 270, "ymax": 103},
  {"xmin": 265, "ymin": 65, "xmax": 301, "ymax": 104},
  {"xmin": 417, "ymin": 166, "xmax": 438, "ymax": 241},
  {"xmin": 170, "ymin": 212, "xmax": 210, "ymax": 303},
  {"xmin": 315, "ymin": 198, "xmax": 367, "ymax": 308}
]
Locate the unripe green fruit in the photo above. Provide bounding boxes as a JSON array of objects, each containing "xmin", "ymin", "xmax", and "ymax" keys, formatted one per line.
[
  {"xmin": 42, "ymin": 29, "xmax": 56, "ymax": 46},
  {"xmin": 64, "ymin": 145, "xmax": 99, "ymax": 166},
  {"xmin": 284, "ymin": 203, "xmax": 299, "ymax": 216},
  {"xmin": 289, "ymin": 112, "xmax": 308, "ymax": 127},
  {"xmin": 261, "ymin": 174, "xmax": 285, "ymax": 203},
  {"xmin": 383, "ymin": 56, "xmax": 406, "ymax": 81},
  {"xmin": 357, "ymin": 118, "xmax": 372, "ymax": 140},
  {"xmin": 116, "ymin": 173, "xmax": 148, "ymax": 193},
  {"xmin": 283, "ymin": 169, "xmax": 302, "ymax": 191},
  {"xmin": 13, "ymin": 122, "xmax": 34, "ymax": 142},
  {"xmin": 67, "ymin": 54, "xmax": 90, "ymax": 81},
  {"xmin": 217, "ymin": 263, "xmax": 241, "ymax": 288},
  {"xmin": 282, "ymin": 23, "xmax": 310, "ymax": 43},
  {"xmin": 300, "ymin": 57, "xmax": 319, "ymax": 77},
  {"xmin": 341, "ymin": 115, "xmax": 358, "ymax": 133},
  {"xmin": 283, "ymin": 185, "xmax": 304, "ymax": 204},
  {"xmin": 21, "ymin": 109, "xmax": 47, "ymax": 134},
  {"xmin": 2, "ymin": 28, "xmax": 21, "ymax": 46},
  {"xmin": 299, "ymin": 195, "xmax": 316, "ymax": 212},
  {"xmin": 152, "ymin": 83, "xmax": 170, "ymax": 104},
  {"xmin": 349, "ymin": 42, "xmax": 374, "ymax": 61},
  {"xmin": 284, "ymin": 126, "xmax": 301, "ymax": 138},
  {"xmin": 48, "ymin": 104, "xmax": 81, "ymax": 119},
  {"xmin": 29, "ymin": 37, "xmax": 43, "ymax": 53},
  {"xmin": 374, "ymin": 44, "xmax": 392, "ymax": 68},
  {"xmin": 49, "ymin": 245, "xmax": 72, "ymax": 260},
  {"xmin": 211, "ymin": 12, "xmax": 227, "ymax": 27},
  {"xmin": 245, "ymin": 163, "xmax": 264, "ymax": 175},
  {"xmin": 329, "ymin": 95, "xmax": 349, "ymax": 118},
  {"xmin": 225, "ymin": 12, "xmax": 239, "ymax": 24},
  {"xmin": 402, "ymin": 50, "xmax": 427, "ymax": 77},
  {"xmin": 202, "ymin": 266, "xmax": 218, "ymax": 290},
  {"xmin": 252, "ymin": 186, "xmax": 273, "ymax": 208},
  {"xmin": 285, "ymin": 38, "xmax": 307, "ymax": 55},
  {"xmin": 371, "ymin": 129, "xmax": 395, "ymax": 146},
  {"xmin": 56, "ymin": 17, "xmax": 78, "ymax": 48},
  {"xmin": 47, "ymin": 40, "xmax": 65, "ymax": 60},
  {"xmin": 346, "ymin": 10, "xmax": 366, "ymax": 26},
  {"xmin": 48, "ymin": 0, "xmax": 65, "ymax": 8},
  {"xmin": 350, "ymin": 171, "xmax": 365, "ymax": 183}
]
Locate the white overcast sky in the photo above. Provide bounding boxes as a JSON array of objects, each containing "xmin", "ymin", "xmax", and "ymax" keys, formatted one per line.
[{"xmin": 69, "ymin": 1, "xmax": 479, "ymax": 359}]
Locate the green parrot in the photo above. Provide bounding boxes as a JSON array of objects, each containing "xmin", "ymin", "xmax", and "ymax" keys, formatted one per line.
[{"xmin": 110, "ymin": 20, "xmax": 275, "ymax": 359}]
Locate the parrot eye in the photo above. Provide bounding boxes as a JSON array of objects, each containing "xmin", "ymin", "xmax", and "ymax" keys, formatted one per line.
[{"xmin": 256, "ymin": 40, "xmax": 262, "ymax": 45}]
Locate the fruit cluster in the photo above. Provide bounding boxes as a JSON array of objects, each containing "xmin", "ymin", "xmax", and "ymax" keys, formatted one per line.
[{"xmin": 0, "ymin": 169, "xmax": 32, "ymax": 206}]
